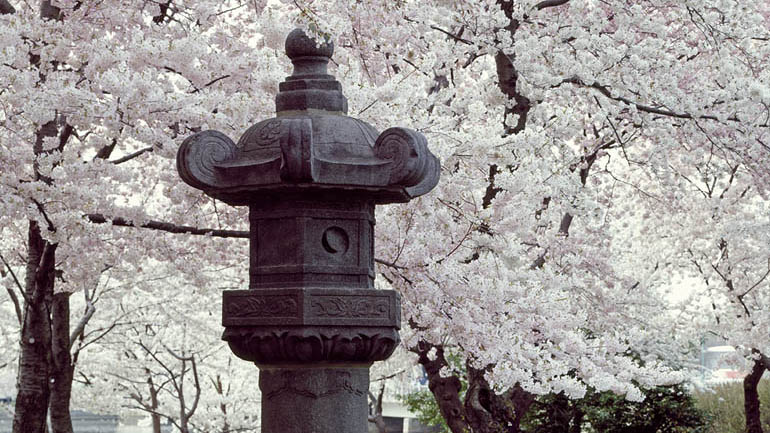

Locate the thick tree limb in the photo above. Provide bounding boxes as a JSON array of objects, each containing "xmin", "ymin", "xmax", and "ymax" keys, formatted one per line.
[
  {"xmin": 68, "ymin": 302, "xmax": 95, "ymax": 350},
  {"xmin": 368, "ymin": 384, "xmax": 387, "ymax": 433},
  {"xmin": 411, "ymin": 340, "xmax": 470, "ymax": 433},
  {"xmin": 94, "ymin": 137, "xmax": 118, "ymax": 161},
  {"xmin": 84, "ymin": 213, "xmax": 249, "ymax": 238}
]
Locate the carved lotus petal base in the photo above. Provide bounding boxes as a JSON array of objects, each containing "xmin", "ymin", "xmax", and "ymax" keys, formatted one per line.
[{"xmin": 222, "ymin": 326, "xmax": 399, "ymax": 365}]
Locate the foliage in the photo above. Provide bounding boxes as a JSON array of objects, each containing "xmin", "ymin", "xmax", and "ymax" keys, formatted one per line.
[
  {"xmin": 577, "ymin": 384, "xmax": 709, "ymax": 433},
  {"xmin": 694, "ymin": 380, "xmax": 770, "ymax": 433},
  {"xmin": 403, "ymin": 388, "xmax": 452, "ymax": 433},
  {"xmin": 405, "ymin": 382, "xmax": 711, "ymax": 433}
]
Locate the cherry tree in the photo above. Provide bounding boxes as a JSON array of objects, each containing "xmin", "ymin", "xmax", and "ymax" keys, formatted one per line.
[
  {"xmin": 62, "ymin": 265, "xmax": 259, "ymax": 433},
  {"xmin": 666, "ymin": 168, "xmax": 770, "ymax": 432},
  {"xmin": 0, "ymin": 0, "xmax": 267, "ymax": 431},
  {"xmin": 282, "ymin": 0, "xmax": 770, "ymax": 431}
]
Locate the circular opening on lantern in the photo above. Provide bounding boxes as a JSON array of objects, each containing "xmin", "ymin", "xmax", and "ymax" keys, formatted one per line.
[{"xmin": 322, "ymin": 226, "xmax": 349, "ymax": 254}]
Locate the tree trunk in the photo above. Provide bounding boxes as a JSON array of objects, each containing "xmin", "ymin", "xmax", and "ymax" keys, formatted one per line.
[
  {"xmin": 13, "ymin": 221, "xmax": 56, "ymax": 433},
  {"xmin": 509, "ymin": 384, "xmax": 535, "ymax": 433},
  {"xmin": 569, "ymin": 401, "xmax": 583, "ymax": 433},
  {"xmin": 50, "ymin": 293, "xmax": 74, "ymax": 433},
  {"xmin": 147, "ymin": 373, "xmax": 162, "ymax": 433},
  {"xmin": 744, "ymin": 358, "xmax": 766, "ymax": 433}
]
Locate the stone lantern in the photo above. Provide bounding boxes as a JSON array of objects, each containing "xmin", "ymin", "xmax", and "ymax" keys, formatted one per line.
[{"xmin": 176, "ymin": 29, "xmax": 439, "ymax": 433}]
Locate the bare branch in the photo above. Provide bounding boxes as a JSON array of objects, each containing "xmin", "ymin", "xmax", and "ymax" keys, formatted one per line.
[
  {"xmin": 371, "ymin": 369, "xmax": 406, "ymax": 382},
  {"xmin": 186, "ymin": 355, "xmax": 201, "ymax": 420},
  {"xmin": 0, "ymin": 251, "xmax": 24, "ymax": 323},
  {"xmin": 85, "ymin": 213, "xmax": 249, "ymax": 238},
  {"xmin": 428, "ymin": 25, "xmax": 473, "ymax": 45},
  {"xmin": 374, "ymin": 258, "xmax": 407, "ymax": 270},
  {"xmin": 125, "ymin": 404, "xmax": 183, "ymax": 432}
]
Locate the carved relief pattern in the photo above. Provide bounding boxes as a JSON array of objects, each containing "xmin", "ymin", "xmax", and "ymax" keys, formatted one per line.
[
  {"xmin": 374, "ymin": 127, "xmax": 430, "ymax": 187},
  {"xmin": 225, "ymin": 296, "xmax": 298, "ymax": 318},
  {"xmin": 310, "ymin": 296, "xmax": 389, "ymax": 319},
  {"xmin": 223, "ymin": 327, "xmax": 399, "ymax": 364},
  {"xmin": 261, "ymin": 370, "xmax": 366, "ymax": 400},
  {"xmin": 256, "ymin": 120, "xmax": 282, "ymax": 145},
  {"xmin": 177, "ymin": 130, "xmax": 237, "ymax": 189}
]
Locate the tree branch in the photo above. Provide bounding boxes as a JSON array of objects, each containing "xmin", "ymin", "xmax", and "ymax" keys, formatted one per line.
[
  {"xmin": 94, "ymin": 136, "xmax": 119, "ymax": 161},
  {"xmin": 0, "ymin": 251, "xmax": 24, "ymax": 324},
  {"xmin": 535, "ymin": 0, "xmax": 569, "ymax": 10},
  {"xmin": 110, "ymin": 146, "xmax": 154, "ymax": 164},
  {"xmin": 186, "ymin": 355, "xmax": 201, "ymax": 421},
  {"xmin": 429, "ymin": 25, "xmax": 473, "ymax": 45},
  {"xmin": 69, "ymin": 302, "xmax": 95, "ymax": 350},
  {"xmin": 738, "ymin": 259, "xmax": 770, "ymax": 300},
  {"xmin": 410, "ymin": 340, "xmax": 470, "ymax": 433},
  {"xmin": 561, "ymin": 77, "xmax": 767, "ymax": 126},
  {"xmin": 372, "ymin": 369, "xmax": 406, "ymax": 382},
  {"xmin": 84, "ymin": 213, "xmax": 249, "ymax": 238},
  {"xmin": 191, "ymin": 74, "xmax": 231, "ymax": 94}
]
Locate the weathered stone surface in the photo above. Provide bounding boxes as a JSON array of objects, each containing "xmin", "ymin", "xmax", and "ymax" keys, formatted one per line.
[
  {"xmin": 223, "ymin": 288, "xmax": 400, "ymax": 327},
  {"xmin": 259, "ymin": 367, "xmax": 369, "ymax": 433},
  {"xmin": 176, "ymin": 28, "xmax": 440, "ymax": 205},
  {"xmin": 176, "ymin": 28, "xmax": 440, "ymax": 433},
  {"xmin": 223, "ymin": 326, "xmax": 399, "ymax": 365},
  {"xmin": 222, "ymin": 287, "xmax": 401, "ymax": 364},
  {"xmin": 248, "ymin": 199, "xmax": 375, "ymax": 289}
]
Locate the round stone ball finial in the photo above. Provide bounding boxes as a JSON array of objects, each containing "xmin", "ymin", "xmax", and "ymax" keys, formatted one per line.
[{"xmin": 285, "ymin": 28, "xmax": 334, "ymax": 61}]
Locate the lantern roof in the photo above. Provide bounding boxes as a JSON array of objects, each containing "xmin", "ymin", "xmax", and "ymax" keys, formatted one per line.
[{"xmin": 177, "ymin": 29, "xmax": 439, "ymax": 206}]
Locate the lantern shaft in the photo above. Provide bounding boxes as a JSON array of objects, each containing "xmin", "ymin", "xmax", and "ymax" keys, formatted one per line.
[{"xmin": 259, "ymin": 367, "xmax": 369, "ymax": 433}]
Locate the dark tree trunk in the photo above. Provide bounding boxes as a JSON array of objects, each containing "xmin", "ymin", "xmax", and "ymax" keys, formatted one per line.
[
  {"xmin": 13, "ymin": 222, "xmax": 56, "ymax": 433},
  {"xmin": 50, "ymin": 293, "xmax": 74, "ymax": 433},
  {"xmin": 744, "ymin": 358, "xmax": 766, "ymax": 433},
  {"xmin": 509, "ymin": 384, "xmax": 535, "ymax": 433},
  {"xmin": 412, "ymin": 341, "xmax": 470, "ymax": 433},
  {"xmin": 148, "ymin": 373, "xmax": 162, "ymax": 433},
  {"xmin": 569, "ymin": 404, "xmax": 584, "ymax": 433}
]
